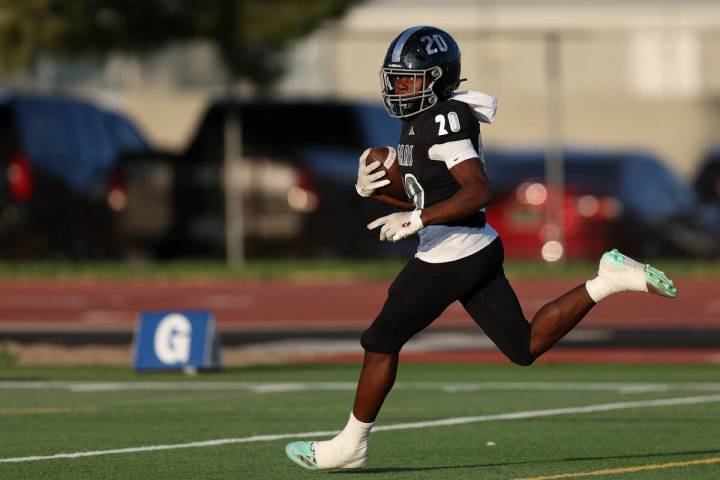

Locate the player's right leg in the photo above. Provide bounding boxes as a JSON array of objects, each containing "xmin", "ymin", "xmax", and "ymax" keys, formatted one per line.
[
  {"xmin": 462, "ymin": 245, "xmax": 678, "ymax": 364},
  {"xmin": 530, "ymin": 249, "xmax": 677, "ymax": 357}
]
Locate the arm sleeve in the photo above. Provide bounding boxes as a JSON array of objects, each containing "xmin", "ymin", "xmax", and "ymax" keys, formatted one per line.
[{"xmin": 428, "ymin": 139, "xmax": 479, "ymax": 169}]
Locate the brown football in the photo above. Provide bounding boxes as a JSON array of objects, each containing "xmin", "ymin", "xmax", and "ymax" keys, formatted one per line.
[{"xmin": 363, "ymin": 146, "xmax": 406, "ymax": 201}]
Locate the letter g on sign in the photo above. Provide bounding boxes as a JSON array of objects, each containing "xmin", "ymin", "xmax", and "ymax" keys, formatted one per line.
[{"xmin": 154, "ymin": 313, "xmax": 192, "ymax": 364}]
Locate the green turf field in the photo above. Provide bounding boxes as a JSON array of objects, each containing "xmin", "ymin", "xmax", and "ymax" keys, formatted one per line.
[
  {"xmin": 0, "ymin": 258, "xmax": 717, "ymax": 280},
  {"xmin": 1, "ymin": 364, "xmax": 719, "ymax": 479}
]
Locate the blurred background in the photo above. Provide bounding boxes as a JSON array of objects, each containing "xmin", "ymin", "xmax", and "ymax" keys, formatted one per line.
[
  {"xmin": 1, "ymin": 0, "xmax": 720, "ymax": 263},
  {"xmin": 0, "ymin": 0, "xmax": 718, "ymax": 369},
  {"xmin": 1, "ymin": 5, "xmax": 718, "ymax": 474}
]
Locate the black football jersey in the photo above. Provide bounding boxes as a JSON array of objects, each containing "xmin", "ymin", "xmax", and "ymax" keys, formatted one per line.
[{"xmin": 397, "ymin": 99, "xmax": 485, "ymax": 228}]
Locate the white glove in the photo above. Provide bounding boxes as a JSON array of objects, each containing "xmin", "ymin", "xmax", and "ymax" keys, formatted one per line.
[
  {"xmin": 367, "ymin": 210, "xmax": 424, "ymax": 242},
  {"xmin": 355, "ymin": 148, "xmax": 391, "ymax": 197}
]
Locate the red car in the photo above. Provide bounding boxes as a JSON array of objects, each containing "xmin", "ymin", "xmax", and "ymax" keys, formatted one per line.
[
  {"xmin": 486, "ymin": 181, "xmax": 621, "ymax": 261},
  {"xmin": 483, "ymin": 149, "xmax": 718, "ymax": 261}
]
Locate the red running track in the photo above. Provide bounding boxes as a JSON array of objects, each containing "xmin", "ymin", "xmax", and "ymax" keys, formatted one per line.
[{"xmin": 0, "ymin": 277, "xmax": 716, "ymax": 333}]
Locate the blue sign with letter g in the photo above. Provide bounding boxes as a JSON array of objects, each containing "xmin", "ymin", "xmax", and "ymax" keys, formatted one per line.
[{"xmin": 133, "ymin": 311, "xmax": 222, "ymax": 371}]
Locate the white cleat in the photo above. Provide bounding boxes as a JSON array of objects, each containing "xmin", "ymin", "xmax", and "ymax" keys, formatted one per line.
[
  {"xmin": 285, "ymin": 440, "xmax": 367, "ymax": 470},
  {"xmin": 600, "ymin": 249, "xmax": 678, "ymax": 298}
]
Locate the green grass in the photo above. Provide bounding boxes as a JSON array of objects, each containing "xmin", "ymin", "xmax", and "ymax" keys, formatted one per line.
[
  {"xmin": 1, "ymin": 363, "xmax": 719, "ymax": 479},
  {"xmin": 0, "ymin": 259, "xmax": 402, "ymax": 281},
  {"xmin": 0, "ymin": 257, "xmax": 717, "ymax": 280}
]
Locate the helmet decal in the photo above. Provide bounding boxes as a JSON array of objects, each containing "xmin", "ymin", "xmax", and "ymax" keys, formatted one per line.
[{"xmin": 391, "ymin": 25, "xmax": 424, "ymax": 63}]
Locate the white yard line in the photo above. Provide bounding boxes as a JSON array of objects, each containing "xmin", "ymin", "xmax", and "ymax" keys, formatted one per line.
[
  {"xmin": 2, "ymin": 394, "xmax": 720, "ymax": 464},
  {"xmin": 2, "ymin": 380, "xmax": 720, "ymax": 393}
]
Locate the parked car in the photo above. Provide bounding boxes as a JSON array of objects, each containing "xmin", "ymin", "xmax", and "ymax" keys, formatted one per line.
[
  {"xmin": 133, "ymin": 98, "xmax": 408, "ymax": 259},
  {"xmin": 0, "ymin": 92, "xmax": 159, "ymax": 259},
  {"xmin": 121, "ymin": 98, "xmax": 718, "ymax": 260},
  {"xmin": 694, "ymin": 148, "xmax": 720, "ymax": 204},
  {"xmin": 483, "ymin": 148, "xmax": 720, "ymax": 260}
]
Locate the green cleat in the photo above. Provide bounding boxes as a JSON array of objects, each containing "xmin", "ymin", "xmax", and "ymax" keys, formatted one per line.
[
  {"xmin": 285, "ymin": 441, "xmax": 319, "ymax": 470},
  {"xmin": 603, "ymin": 249, "xmax": 678, "ymax": 298},
  {"xmin": 285, "ymin": 440, "xmax": 368, "ymax": 470}
]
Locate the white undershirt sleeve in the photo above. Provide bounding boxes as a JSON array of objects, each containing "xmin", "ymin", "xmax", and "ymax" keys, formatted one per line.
[{"xmin": 427, "ymin": 139, "xmax": 480, "ymax": 169}]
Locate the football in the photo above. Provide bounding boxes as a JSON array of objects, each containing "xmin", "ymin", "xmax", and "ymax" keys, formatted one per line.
[{"xmin": 363, "ymin": 146, "xmax": 407, "ymax": 201}]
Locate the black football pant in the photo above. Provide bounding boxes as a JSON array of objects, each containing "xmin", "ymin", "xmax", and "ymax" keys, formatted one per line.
[{"xmin": 361, "ymin": 237, "xmax": 534, "ymax": 365}]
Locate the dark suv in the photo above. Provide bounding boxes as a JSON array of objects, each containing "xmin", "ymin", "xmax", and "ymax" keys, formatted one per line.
[
  {"xmin": 145, "ymin": 99, "xmax": 405, "ymax": 258},
  {"xmin": 0, "ymin": 92, "xmax": 154, "ymax": 259},
  {"xmin": 694, "ymin": 147, "xmax": 720, "ymax": 204}
]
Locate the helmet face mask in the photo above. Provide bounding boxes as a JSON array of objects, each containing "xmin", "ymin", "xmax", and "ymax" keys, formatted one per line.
[
  {"xmin": 380, "ymin": 66, "xmax": 442, "ymax": 118},
  {"xmin": 380, "ymin": 26, "xmax": 461, "ymax": 118}
]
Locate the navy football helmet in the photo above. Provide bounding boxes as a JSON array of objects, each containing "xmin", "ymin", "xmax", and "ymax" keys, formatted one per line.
[{"xmin": 380, "ymin": 26, "xmax": 462, "ymax": 118}]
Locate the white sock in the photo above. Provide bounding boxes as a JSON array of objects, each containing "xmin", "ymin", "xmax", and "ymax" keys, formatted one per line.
[
  {"xmin": 585, "ymin": 259, "xmax": 647, "ymax": 303},
  {"xmin": 585, "ymin": 277, "xmax": 617, "ymax": 303},
  {"xmin": 314, "ymin": 413, "xmax": 373, "ymax": 469}
]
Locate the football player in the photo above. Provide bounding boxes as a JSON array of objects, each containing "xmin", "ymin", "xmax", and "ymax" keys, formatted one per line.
[{"xmin": 286, "ymin": 25, "xmax": 677, "ymax": 470}]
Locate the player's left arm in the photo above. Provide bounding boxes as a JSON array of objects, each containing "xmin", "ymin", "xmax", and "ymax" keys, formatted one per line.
[
  {"xmin": 366, "ymin": 155, "xmax": 492, "ymax": 242},
  {"xmin": 420, "ymin": 102, "xmax": 493, "ymax": 226},
  {"xmin": 420, "ymin": 156, "xmax": 493, "ymax": 226}
]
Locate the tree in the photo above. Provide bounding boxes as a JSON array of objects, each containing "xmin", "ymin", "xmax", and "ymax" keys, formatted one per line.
[{"xmin": 0, "ymin": 0, "xmax": 362, "ymax": 88}]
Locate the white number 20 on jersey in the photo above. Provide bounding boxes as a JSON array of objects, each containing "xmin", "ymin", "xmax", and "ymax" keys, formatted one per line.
[{"xmin": 435, "ymin": 112, "xmax": 461, "ymax": 136}]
